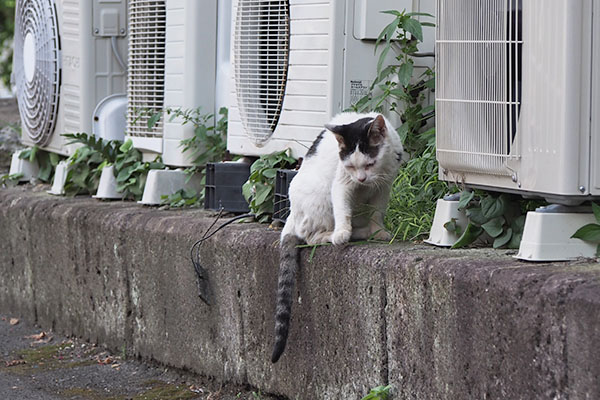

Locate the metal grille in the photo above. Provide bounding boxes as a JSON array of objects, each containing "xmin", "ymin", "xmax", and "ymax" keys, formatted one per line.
[
  {"xmin": 234, "ymin": 0, "xmax": 290, "ymax": 146},
  {"xmin": 127, "ymin": 0, "xmax": 166, "ymax": 138},
  {"xmin": 436, "ymin": 0, "xmax": 523, "ymax": 176},
  {"xmin": 13, "ymin": 0, "xmax": 60, "ymax": 146}
]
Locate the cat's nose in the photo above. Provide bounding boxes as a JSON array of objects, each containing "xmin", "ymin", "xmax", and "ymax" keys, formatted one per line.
[{"xmin": 358, "ymin": 176, "xmax": 366, "ymax": 182}]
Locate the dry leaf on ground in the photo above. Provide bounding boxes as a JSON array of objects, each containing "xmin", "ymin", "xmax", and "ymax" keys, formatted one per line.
[
  {"xmin": 5, "ymin": 359, "xmax": 26, "ymax": 367},
  {"xmin": 25, "ymin": 332, "xmax": 46, "ymax": 340},
  {"xmin": 9, "ymin": 318, "xmax": 19, "ymax": 326},
  {"xmin": 97, "ymin": 356, "xmax": 113, "ymax": 365}
]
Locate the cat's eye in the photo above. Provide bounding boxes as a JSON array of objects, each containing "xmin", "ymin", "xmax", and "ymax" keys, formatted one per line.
[
  {"xmin": 366, "ymin": 162, "xmax": 375, "ymax": 168},
  {"xmin": 347, "ymin": 165, "xmax": 355, "ymax": 170}
]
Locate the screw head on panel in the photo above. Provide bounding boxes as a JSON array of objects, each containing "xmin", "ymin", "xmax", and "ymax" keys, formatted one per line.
[{"xmin": 579, "ymin": 186, "xmax": 586, "ymax": 193}]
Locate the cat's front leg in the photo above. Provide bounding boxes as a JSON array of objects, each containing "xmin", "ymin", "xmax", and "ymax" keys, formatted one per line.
[
  {"xmin": 331, "ymin": 181, "xmax": 352, "ymax": 245},
  {"xmin": 368, "ymin": 187, "xmax": 392, "ymax": 241}
]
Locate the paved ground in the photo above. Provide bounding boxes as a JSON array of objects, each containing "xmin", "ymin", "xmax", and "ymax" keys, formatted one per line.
[{"xmin": 0, "ymin": 314, "xmax": 282, "ymax": 400}]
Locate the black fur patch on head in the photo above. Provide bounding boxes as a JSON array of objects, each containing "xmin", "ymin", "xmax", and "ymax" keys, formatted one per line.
[
  {"xmin": 326, "ymin": 117, "xmax": 382, "ymax": 160},
  {"xmin": 305, "ymin": 130, "xmax": 325, "ymax": 158}
]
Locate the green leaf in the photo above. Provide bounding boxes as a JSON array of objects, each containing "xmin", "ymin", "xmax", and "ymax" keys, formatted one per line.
[
  {"xmin": 119, "ymin": 139, "xmax": 133, "ymax": 153},
  {"xmin": 18, "ymin": 149, "xmax": 31, "ymax": 160},
  {"xmin": 465, "ymin": 206, "xmax": 489, "ymax": 226},
  {"xmin": 424, "ymin": 77, "xmax": 435, "ymax": 89},
  {"xmin": 375, "ymin": 19, "xmax": 398, "ymax": 51},
  {"xmin": 481, "ymin": 216, "xmax": 505, "ymax": 238},
  {"xmin": 508, "ymin": 230, "xmax": 523, "ymax": 249},
  {"xmin": 443, "ymin": 218, "xmax": 462, "ymax": 236},
  {"xmin": 242, "ymin": 181, "xmax": 253, "ymax": 202},
  {"xmin": 571, "ymin": 223, "xmax": 600, "ymax": 243},
  {"xmin": 451, "ymin": 223, "xmax": 483, "ymax": 249},
  {"xmin": 458, "ymin": 191, "xmax": 475, "ymax": 209},
  {"xmin": 377, "ymin": 45, "xmax": 391, "ymax": 75},
  {"xmin": 147, "ymin": 112, "xmax": 161, "ymax": 129},
  {"xmin": 405, "ymin": 12, "xmax": 435, "ymax": 18},
  {"xmin": 397, "ymin": 123, "xmax": 409, "ymax": 143},
  {"xmin": 49, "ymin": 152, "xmax": 60, "ymax": 166},
  {"xmin": 403, "ymin": 17, "xmax": 423, "ymax": 41},
  {"xmin": 493, "ymin": 228, "xmax": 513, "ymax": 249},
  {"xmin": 511, "ymin": 215, "xmax": 527, "ymax": 234},
  {"xmin": 381, "ymin": 10, "xmax": 402, "ymax": 17},
  {"xmin": 593, "ymin": 203, "xmax": 600, "ymax": 224},
  {"xmin": 29, "ymin": 146, "xmax": 38, "ymax": 163},
  {"xmin": 254, "ymin": 184, "xmax": 272, "ymax": 205},
  {"xmin": 421, "ymin": 105, "xmax": 435, "ymax": 115},
  {"xmin": 262, "ymin": 168, "xmax": 277, "ymax": 179},
  {"xmin": 372, "ymin": 64, "xmax": 396, "ymax": 87},
  {"xmin": 398, "ymin": 62, "xmax": 414, "ymax": 88},
  {"xmin": 116, "ymin": 167, "xmax": 132, "ymax": 183},
  {"xmin": 481, "ymin": 195, "xmax": 506, "ymax": 219}
]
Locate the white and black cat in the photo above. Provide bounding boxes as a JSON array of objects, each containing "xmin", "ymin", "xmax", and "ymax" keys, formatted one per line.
[{"xmin": 271, "ymin": 112, "xmax": 404, "ymax": 363}]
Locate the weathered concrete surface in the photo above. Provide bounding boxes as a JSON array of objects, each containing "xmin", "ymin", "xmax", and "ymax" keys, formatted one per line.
[{"xmin": 1, "ymin": 186, "xmax": 600, "ymax": 399}]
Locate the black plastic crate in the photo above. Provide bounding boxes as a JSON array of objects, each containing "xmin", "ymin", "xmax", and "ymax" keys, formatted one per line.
[
  {"xmin": 204, "ymin": 162, "xmax": 251, "ymax": 213},
  {"xmin": 273, "ymin": 169, "xmax": 298, "ymax": 223}
]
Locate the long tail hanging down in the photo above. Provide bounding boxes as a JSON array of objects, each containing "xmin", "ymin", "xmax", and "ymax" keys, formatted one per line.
[{"xmin": 271, "ymin": 234, "xmax": 302, "ymax": 363}]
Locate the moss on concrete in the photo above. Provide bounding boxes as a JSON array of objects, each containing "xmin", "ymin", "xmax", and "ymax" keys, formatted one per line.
[
  {"xmin": 132, "ymin": 381, "xmax": 199, "ymax": 400},
  {"xmin": 3, "ymin": 343, "xmax": 97, "ymax": 375},
  {"xmin": 60, "ymin": 382, "xmax": 199, "ymax": 400}
]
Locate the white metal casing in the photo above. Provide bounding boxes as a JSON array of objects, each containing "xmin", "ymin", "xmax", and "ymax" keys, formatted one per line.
[
  {"xmin": 228, "ymin": 0, "xmax": 435, "ymax": 158},
  {"xmin": 16, "ymin": 0, "xmax": 127, "ymax": 156},
  {"xmin": 126, "ymin": 0, "xmax": 220, "ymax": 167},
  {"xmin": 436, "ymin": 0, "xmax": 600, "ymax": 203}
]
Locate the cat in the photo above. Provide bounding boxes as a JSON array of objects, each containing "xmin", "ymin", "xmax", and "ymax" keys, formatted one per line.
[{"xmin": 271, "ymin": 112, "xmax": 404, "ymax": 363}]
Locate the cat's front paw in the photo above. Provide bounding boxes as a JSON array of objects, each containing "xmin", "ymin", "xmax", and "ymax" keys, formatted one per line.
[
  {"xmin": 371, "ymin": 229, "xmax": 392, "ymax": 242},
  {"xmin": 331, "ymin": 229, "xmax": 351, "ymax": 246}
]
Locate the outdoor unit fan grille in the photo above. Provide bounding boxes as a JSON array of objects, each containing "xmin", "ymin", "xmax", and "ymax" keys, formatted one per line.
[
  {"xmin": 436, "ymin": 0, "xmax": 522, "ymax": 176},
  {"xmin": 127, "ymin": 0, "xmax": 166, "ymax": 138},
  {"xmin": 14, "ymin": 0, "xmax": 60, "ymax": 146},
  {"xmin": 234, "ymin": 0, "xmax": 290, "ymax": 146}
]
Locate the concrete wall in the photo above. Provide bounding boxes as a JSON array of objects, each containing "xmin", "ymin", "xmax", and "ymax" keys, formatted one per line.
[{"xmin": 1, "ymin": 186, "xmax": 600, "ymax": 399}]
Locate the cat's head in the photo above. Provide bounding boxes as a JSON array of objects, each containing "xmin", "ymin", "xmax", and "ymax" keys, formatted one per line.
[{"xmin": 325, "ymin": 114, "xmax": 389, "ymax": 184}]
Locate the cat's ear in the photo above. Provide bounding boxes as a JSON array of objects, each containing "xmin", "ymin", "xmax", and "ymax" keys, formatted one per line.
[
  {"xmin": 368, "ymin": 115, "xmax": 387, "ymax": 146},
  {"xmin": 325, "ymin": 124, "xmax": 346, "ymax": 148},
  {"xmin": 325, "ymin": 123, "xmax": 343, "ymax": 134}
]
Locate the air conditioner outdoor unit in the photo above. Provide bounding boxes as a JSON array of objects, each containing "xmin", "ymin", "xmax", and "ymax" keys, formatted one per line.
[
  {"xmin": 227, "ymin": 0, "xmax": 435, "ymax": 158},
  {"xmin": 124, "ymin": 0, "xmax": 226, "ymax": 203},
  {"xmin": 430, "ymin": 0, "xmax": 600, "ymax": 260},
  {"xmin": 11, "ymin": 0, "xmax": 128, "ymax": 186}
]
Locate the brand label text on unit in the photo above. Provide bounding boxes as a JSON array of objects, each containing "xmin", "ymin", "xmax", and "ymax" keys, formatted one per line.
[
  {"xmin": 349, "ymin": 80, "xmax": 371, "ymax": 105},
  {"xmin": 64, "ymin": 55, "xmax": 80, "ymax": 69}
]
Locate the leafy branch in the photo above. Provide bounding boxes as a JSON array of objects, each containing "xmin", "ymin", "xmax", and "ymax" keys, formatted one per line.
[
  {"xmin": 353, "ymin": 10, "xmax": 435, "ymax": 157},
  {"xmin": 571, "ymin": 203, "xmax": 600, "ymax": 256},
  {"xmin": 449, "ymin": 191, "xmax": 531, "ymax": 249},
  {"xmin": 18, "ymin": 146, "xmax": 63, "ymax": 183},
  {"xmin": 361, "ymin": 385, "xmax": 392, "ymax": 400},
  {"xmin": 242, "ymin": 150, "xmax": 296, "ymax": 223},
  {"xmin": 160, "ymin": 107, "xmax": 229, "ymax": 208},
  {"xmin": 62, "ymin": 134, "xmax": 121, "ymax": 196}
]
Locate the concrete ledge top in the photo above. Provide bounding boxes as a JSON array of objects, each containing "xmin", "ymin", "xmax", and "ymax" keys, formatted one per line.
[{"xmin": 2, "ymin": 186, "xmax": 600, "ymax": 399}]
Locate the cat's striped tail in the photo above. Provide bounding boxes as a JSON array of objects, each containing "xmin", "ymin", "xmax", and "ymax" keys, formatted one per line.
[{"xmin": 271, "ymin": 234, "xmax": 303, "ymax": 363}]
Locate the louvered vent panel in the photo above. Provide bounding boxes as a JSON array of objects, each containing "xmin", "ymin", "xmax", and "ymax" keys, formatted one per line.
[
  {"xmin": 234, "ymin": 0, "xmax": 290, "ymax": 146},
  {"xmin": 436, "ymin": 0, "xmax": 522, "ymax": 176},
  {"xmin": 127, "ymin": 0, "xmax": 166, "ymax": 138},
  {"xmin": 13, "ymin": 0, "xmax": 60, "ymax": 146}
]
